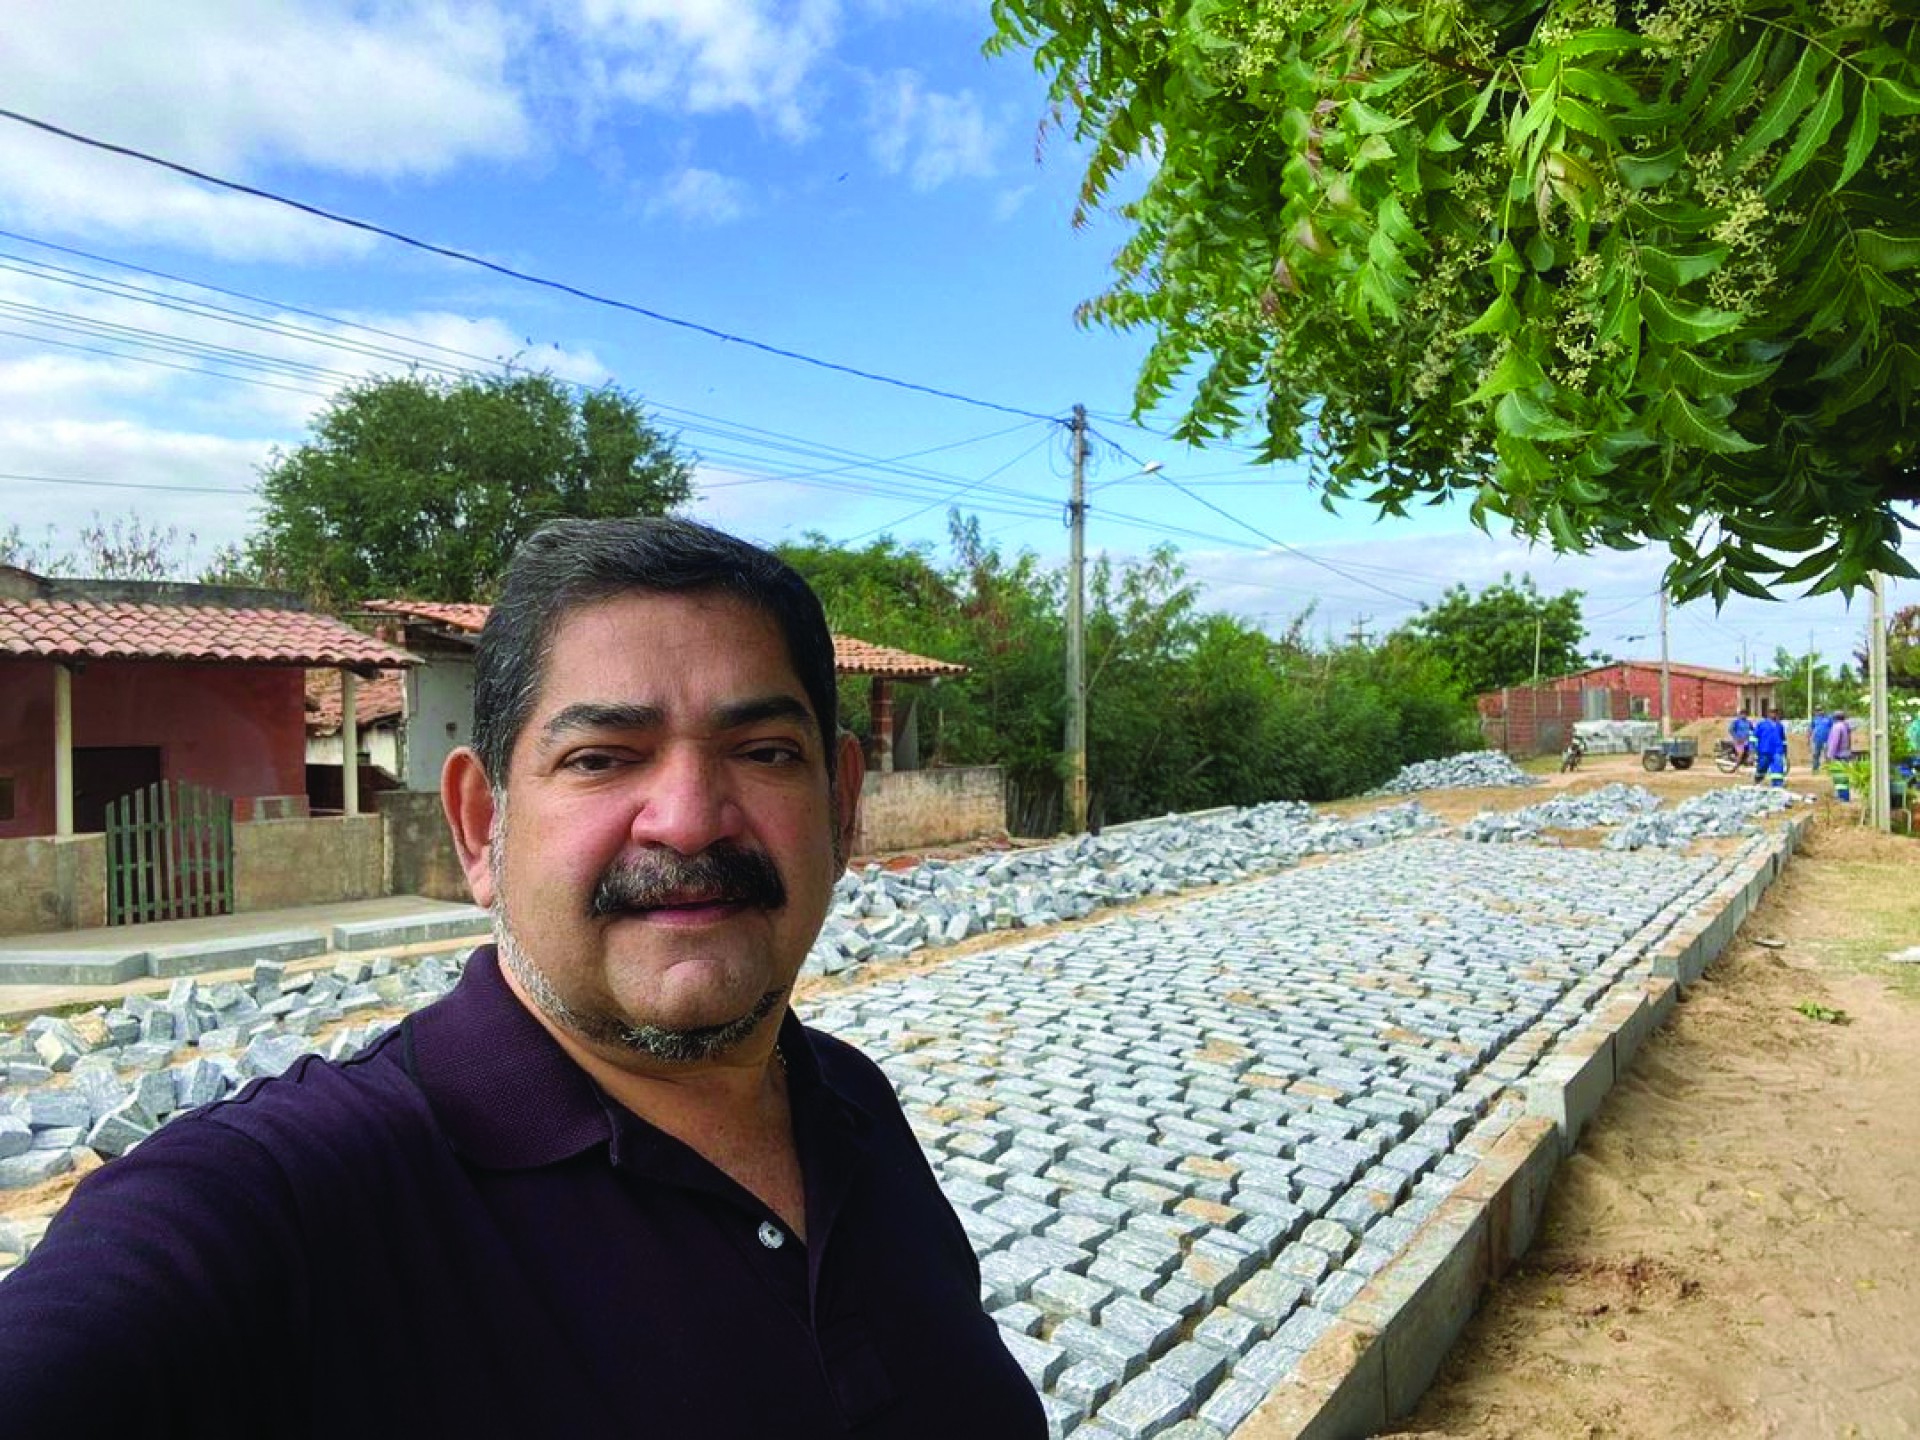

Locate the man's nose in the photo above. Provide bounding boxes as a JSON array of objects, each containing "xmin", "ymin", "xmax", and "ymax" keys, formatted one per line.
[{"xmin": 629, "ymin": 747, "xmax": 743, "ymax": 854}]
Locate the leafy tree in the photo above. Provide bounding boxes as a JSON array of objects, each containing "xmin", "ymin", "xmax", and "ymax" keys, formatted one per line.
[
  {"xmin": 784, "ymin": 516, "xmax": 1480, "ymax": 830},
  {"xmin": 248, "ymin": 372, "xmax": 693, "ymax": 602},
  {"xmin": 989, "ymin": 1, "xmax": 1920, "ymax": 601},
  {"xmin": 1849, "ymin": 602, "xmax": 1920, "ymax": 692},
  {"xmin": 1396, "ymin": 573, "xmax": 1587, "ymax": 695},
  {"xmin": 1769, "ymin": 642, "xmax": 1861, "ymax": 715},
  {"xmin": 0, "ymin": 511, "xmax": 199, "ymax": 581}
]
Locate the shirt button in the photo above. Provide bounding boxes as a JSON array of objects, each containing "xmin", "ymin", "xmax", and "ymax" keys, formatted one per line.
[{"xmin": 757, "ymin": 1221, "xmax": 786, "ymax": 1250}]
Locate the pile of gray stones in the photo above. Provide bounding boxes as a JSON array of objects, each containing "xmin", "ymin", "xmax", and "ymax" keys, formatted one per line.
[
  {"xmin": 0, "ymin": 801, "xmax": 1445, "ymax": 1207},
  {"xmin": 1459, "ymin": 782, "xmax": 1664, "ymax": 842},
  {"xmin": 1461, "ymin": 782, "xmax": 1804, "ymax": 847},
  {"xmin": 0, "ymin": 760, "xmax": 1797, "ymax": 1328},
  {"xmin": 1373, "ymin": 750, "xmax": 1541, "ymax": 794},
  {"xmin": 806, "ymin": 800, "xmax": 1440, "ymax": 976},
  {"xmin": 1601, "ymin": 785, "xmax": 1804, "ymax": 850}
]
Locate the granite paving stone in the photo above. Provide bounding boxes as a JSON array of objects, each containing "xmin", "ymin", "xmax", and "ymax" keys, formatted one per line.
[{"xmin": 1, "ymin": 790, "xmax": 1774, "ymax": 1425}]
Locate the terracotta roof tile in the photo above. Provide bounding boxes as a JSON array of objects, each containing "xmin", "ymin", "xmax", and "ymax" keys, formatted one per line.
[
  {"xmin": 354, "ymin": 599, "xmax": 967, "ymax": 680},
  {"xmin": 304, "ymin": 670, "xmax": 407, "ymax": 736},
  {"xmin": 0, "ymin": 598, "xmax": 417, "ymax": 669},
  {"xmin": 361, "ymin": 599, "xmax": 493, "ymax": 633},
  {"xmin": 830, "ymin": 635, "xmax": 967, "ymax": 680}
]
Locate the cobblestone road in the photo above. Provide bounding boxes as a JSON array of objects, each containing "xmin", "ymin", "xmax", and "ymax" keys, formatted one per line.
[{"xmin": 799, "ymin": 835, "xmax": 1736, "ymax": 1439}]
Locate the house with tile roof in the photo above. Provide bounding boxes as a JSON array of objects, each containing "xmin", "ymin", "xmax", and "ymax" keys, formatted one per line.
[{"xmin": 0, "ymin": 567, "xmax": 416, "ymax": 934}]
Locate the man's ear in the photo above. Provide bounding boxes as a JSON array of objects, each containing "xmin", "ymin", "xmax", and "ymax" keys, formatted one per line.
[
  {"xmin": 442, "ymin": 747, "xmax": 499, "ymax": 908},
  {"xmin": 832, "ymin": 732, "xmax": 864, "ymax": 874}
]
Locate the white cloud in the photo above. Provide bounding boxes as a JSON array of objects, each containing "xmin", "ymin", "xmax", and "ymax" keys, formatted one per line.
[
  {"xmin": 0, "ymin": 258, "xmax": 610, "ymax": 443},
  {"xmin": 993, "ymin": 184, "xmax": 1035, "ymax": 222},
  {"xmin": 1173, "ymin": 528, "xmax": 1912, "ymax": 674},
  {"xmin": 647, "ymin": 166, "xmax": 753, "ymax": 225},
  {"xmin": 687, "ymin": 463, "xmax": 874, "ymax": 544},
  {"xmin": 561, "ymin": 0, "xmax": 842, "ymax": 139},
  {"xmin": 866, "ymin": 69, "xmax": 998, "ymax": 191},
  {"xmin": 0, "ymin": 129, "xmax": 380, "ymax": 263},
  {"xmin": 0, "ymin": 0, "xmax": 531, "ymax": 257},
  {"xmin": 0, "ymin": 1, "xmax": 530, "ymax": 177},
  {"xmin": 1, "ymin": 418, "xmax": 276, "ymax": 559}
]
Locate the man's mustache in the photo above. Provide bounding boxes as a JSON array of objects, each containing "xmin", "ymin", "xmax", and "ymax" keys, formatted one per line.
[{"xmin": 588, "ymin": 845, "xmax": 787, "ymax": 918}]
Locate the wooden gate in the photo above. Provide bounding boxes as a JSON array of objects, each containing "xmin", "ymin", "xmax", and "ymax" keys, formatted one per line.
[{"xmin": 105, "ymin": 780, "xmax": 234, "ymax": 924}]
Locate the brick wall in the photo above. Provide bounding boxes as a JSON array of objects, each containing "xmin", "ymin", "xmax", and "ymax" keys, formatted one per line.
[
  {"xmin": 854, "ymin": 766, "xmax": 1005, "ymax": 856},
  {"xmin": 1478, "ymin": 685, "xmax": 1630, "ymax": 759},
  {"xmin": 1546, "ymin": 665, "xmax": 1765, "ymax": 724}
]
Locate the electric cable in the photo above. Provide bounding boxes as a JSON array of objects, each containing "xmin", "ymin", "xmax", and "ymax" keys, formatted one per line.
[{"xmin": 0, "ymin": 106, "xmax": 1060, "ymax": 423}]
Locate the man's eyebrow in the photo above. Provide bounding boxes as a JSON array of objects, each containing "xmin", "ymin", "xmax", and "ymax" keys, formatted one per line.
[
  {"xmin": 536, "ymin": 697, "xmax": 817, "ymax": 748},
  {"xmin": 539, "ymin": 703, "xmax": 663, "ymax": 747},
  {"xmin": 714, "ymin": 695, "xmax": 818, "ymax": 734}
]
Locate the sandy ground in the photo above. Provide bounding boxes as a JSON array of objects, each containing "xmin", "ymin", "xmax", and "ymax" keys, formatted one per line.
[{"xmin": 1389, "ymin": 807, "xmax": 1920, "ymax": 1439}]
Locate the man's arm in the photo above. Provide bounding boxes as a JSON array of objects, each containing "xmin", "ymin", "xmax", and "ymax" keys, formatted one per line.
[{"xmin": 0, "ymin": 1114, "xmax": 306, "ymax": 1432}]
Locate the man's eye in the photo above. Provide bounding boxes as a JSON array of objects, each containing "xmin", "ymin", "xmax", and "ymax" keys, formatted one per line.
[
  {"xmin": 563, "ymin": 752, "xmax": 624, "ymax": 774},
  {"xmin": 743, "ymin": 744, "xmax": 803, "ymax": 766}
]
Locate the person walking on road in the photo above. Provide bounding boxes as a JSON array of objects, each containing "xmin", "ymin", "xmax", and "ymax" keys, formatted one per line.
[
  {"xmin": 1829, "ymin": 710, "xmax": 1854, "ymax": 763},
  {"xmin": 1754, "ymin": 706, "xmax": 1787, "ymax": 785},
  {"xmin": 1729, "ymin": 709, "xmax": 1755, "ymax": 768},
  {"xmin": 1811, "ymin": 710, "xmax": 1833, "ymax": 769}
]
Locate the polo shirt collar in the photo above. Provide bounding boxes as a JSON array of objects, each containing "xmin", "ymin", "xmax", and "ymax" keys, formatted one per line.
[{"xmin": 405, "ymin": 946, "xmax": 612, "ymax": 1169}]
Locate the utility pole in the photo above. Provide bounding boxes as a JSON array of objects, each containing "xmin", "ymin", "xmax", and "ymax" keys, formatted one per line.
[
  {"xmin": 1870, "ymin": 574, "xmax": 1891, "ymax": 833},
  {"xmin": 1659, "ymin": 590, "xmax": 1672, "ymax": 738},
  {"xmin": 1806, "ymin": 628, "xmax": 1815, "ymax": 721},
  {"xmin": 1531, "ymin": 615, "xmax": 1544, "ymax": 688},
  {"xmin": 1348, "ymin": 616, "xmax": 1372, "ymax": 648},
  {"xmin": 1064, "ymin": 405, "xmax": 1089, "ymax": 834}
]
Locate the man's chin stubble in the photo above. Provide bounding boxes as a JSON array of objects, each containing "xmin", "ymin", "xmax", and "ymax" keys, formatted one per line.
[{"xmin": 493, "ymin": 906, "xmax": 784, "ymax": 1064}]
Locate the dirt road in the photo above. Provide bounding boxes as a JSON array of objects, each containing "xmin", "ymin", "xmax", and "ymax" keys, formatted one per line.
[{"xmin": 1390, "ymin": 808, "xmax": 1920, "ymax": 1438}]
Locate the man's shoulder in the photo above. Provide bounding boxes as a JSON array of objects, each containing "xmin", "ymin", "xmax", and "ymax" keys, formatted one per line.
[
  {"xmin": 800, "ymin": 1024, "xmax": 905, "ymax": 1114},
  {"xmin": 170, "ymin": 1026, "xmax": 433, "ymax": 1169}
]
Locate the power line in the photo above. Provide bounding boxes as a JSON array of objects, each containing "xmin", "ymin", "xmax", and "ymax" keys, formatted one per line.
[
  {"xmin": 0, "ymin": 235, "xmax": 1075, "ymax": 510},
  {"xmin": 1086, "ymin": 427, "xmax": 1429, "ymax": 606},
  {"xmin": 0, "ymin": 106, "xmax": 1060, "ymax": 424},
  {"xmin": 0, "ymin": 470, "xmax": 255, "ymax": 497},
  {"xmin": 839, "ymin": 430, "xmax": 1060, "ymax": 544}
]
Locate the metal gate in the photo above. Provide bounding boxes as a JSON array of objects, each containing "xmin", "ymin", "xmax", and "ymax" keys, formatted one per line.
[{"xmin": 105, "ymin": 779, "xmax": 234, "ymax": 924}]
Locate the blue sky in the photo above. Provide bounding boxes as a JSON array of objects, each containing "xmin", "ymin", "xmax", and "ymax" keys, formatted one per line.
[{"xmin": 0, "ymin": 0, "xmax": 1909, "ymax": 676}]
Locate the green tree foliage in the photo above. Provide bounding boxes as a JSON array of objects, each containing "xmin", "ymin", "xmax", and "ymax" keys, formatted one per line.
[
  {"xmin": 249, "ymin": 372, "xmax": 693, "ymax": 602},
  {"xmin": 1396, "ymin": 573, "xmax": 1587, "ymax": 694},
  {"xmin": 1848, "ymin": 602, "xmax": 1920, "ymax": 692},
  {"xmin": 989, "ymin": 1, "xmax": 1920, "ymax": 601},
  {"xmin": 1769, "ymin": 642, "xmax": 1863, "ymax": 715},
  {"xmin": 782, "ymin": 517, "xmax": 1483, "ymax": 831}
]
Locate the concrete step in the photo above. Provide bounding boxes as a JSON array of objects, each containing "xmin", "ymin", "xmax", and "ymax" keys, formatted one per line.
[
  {"xmin": 330, "ymin": 906, "xmax": 491, "ymax": 952},
  {"xmin": 145, "ymin": 929, "xmax": 331, "ymax": 980},
  {"xmin": 0, "ymin": 949, "xmax": 151, "ymax": 987}
]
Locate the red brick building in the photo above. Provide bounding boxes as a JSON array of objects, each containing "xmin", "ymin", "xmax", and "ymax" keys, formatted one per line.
[{"xmin": 1546, "ymin": 660, "xmax": 1778, "ymax": 725}]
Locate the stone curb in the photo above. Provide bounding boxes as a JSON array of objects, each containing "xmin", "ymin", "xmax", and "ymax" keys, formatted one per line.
[{"xmin": 1235, "ymin": 813, "xmax": 1806, "ymax": 1438}]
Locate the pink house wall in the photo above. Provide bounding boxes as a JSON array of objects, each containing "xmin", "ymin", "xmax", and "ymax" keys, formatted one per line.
[{"xmin": 0, "ymin": 660, "xmax": 306, "ymax": 839}]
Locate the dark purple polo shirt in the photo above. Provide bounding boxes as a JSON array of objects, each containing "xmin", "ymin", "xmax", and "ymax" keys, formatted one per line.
[{"xmin": 0, "ymin": 948, "xmax": 1046, "ymax": 1438}]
